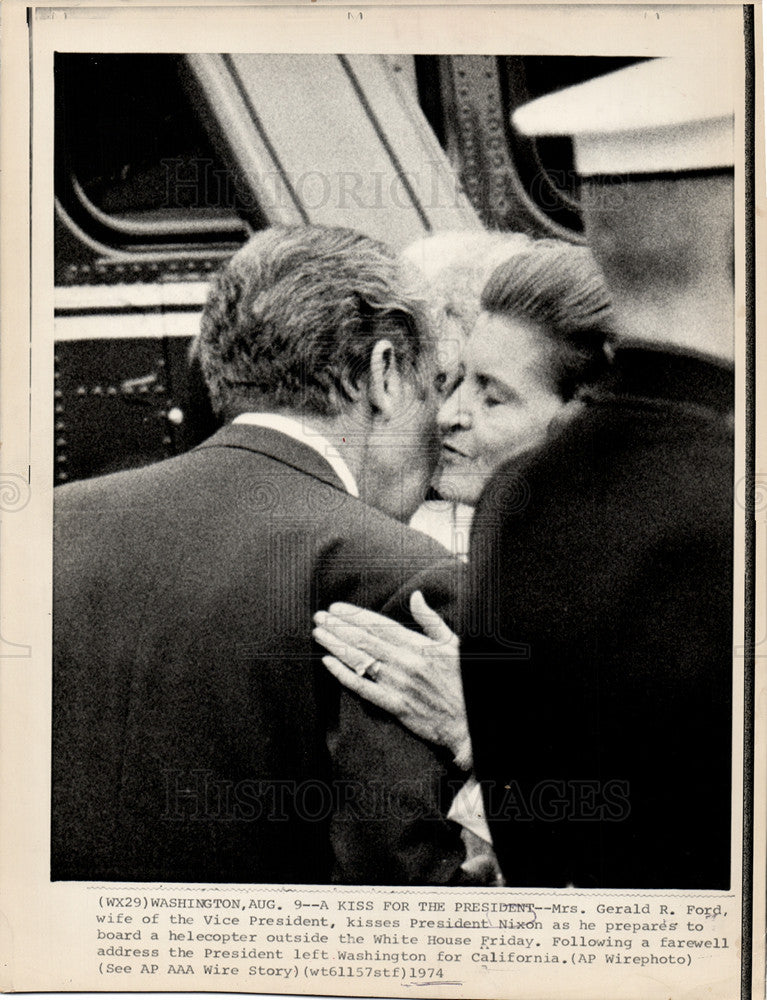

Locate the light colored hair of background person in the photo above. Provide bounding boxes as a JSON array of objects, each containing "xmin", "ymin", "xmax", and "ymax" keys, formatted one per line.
[
  {"xmin": 197, "ymin": 225, "xmax": 433, "ymax": 420},
  {"xmin": 402, "ymin": 230, "xmax": 534, "ymax": 342}
]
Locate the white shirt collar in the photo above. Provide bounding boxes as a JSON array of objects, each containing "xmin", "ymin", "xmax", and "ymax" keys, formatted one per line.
[{"xmin": 232, "ymin": 412, "xmax": 359, "ymax": 498}]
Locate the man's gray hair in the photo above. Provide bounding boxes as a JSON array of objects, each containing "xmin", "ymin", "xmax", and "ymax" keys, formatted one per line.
[{"xmin": 198, "ymin": 225, "xmax": 432, "ymax": 419}]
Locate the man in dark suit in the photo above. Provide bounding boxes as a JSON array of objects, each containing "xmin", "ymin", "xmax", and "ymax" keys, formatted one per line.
[
  {"xmin": 462, "ymin": 57, "xmax": 735, "ymax": 888},
  {"xmin": 52, "ymin": 225, "xmax": 464, "ymax": 884}
]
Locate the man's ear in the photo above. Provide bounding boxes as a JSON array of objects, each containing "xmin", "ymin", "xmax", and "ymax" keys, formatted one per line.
[{"xmin": 367, "ymin": 339, "xmax": 402, "ymax": 420}]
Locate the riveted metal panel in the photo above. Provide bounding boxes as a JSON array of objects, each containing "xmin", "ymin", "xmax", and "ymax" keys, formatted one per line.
[
  {"xmin": 441, "ymin": 55, "xmax": 580, "ymax": 240},
  {"xmin": 54, "ymin": 337, "xmax": 219, "ymax": 485}
]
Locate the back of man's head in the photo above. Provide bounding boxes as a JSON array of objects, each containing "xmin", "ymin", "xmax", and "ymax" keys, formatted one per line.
[{"xmin": 198, "ymin": 225, "xmax": 431, "ymax": 420}]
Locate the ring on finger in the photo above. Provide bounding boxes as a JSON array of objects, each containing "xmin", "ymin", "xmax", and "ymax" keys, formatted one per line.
[
  {"xmin": 363, "ymin": 660, "xmax": 381, "ymax": 682},
  {"xmin": 353, "ymin": 652, "xmax": 377, "ymax": 678}
]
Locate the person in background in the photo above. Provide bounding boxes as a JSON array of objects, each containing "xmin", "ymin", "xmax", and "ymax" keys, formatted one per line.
[
  {"xmin": 402, "ymin": 230, "xmax": 532, "ymax": 386},
  {"xmin": 404, "ymin": 231, "xmax": 532, "ymax": 552},
  {"xmin": 316, "ymin": 56, "xmax": 735, "ymax": 889}
]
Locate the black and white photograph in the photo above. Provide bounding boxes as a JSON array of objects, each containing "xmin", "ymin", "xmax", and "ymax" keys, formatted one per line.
[
  {"xmin": 0, "ymin": 3, "xmax": 762, "ymax": 998},
  {"xmin": 51, "ymin": 48, "xmax": 736, "ymax": 887}
]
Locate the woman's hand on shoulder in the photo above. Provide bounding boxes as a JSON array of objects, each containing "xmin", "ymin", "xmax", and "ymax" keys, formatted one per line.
[{"xmin": 313, "ymin": 591, "xmax": 472, "ymax": 769}]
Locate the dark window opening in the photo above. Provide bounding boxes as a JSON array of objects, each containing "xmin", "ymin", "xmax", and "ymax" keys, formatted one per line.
[
  {"xmin": 54, "ymin": 53, "xmax": 255, "ymax": 254},
  {"xmin": 414, "ymin": 56, "xmax": 447, "ymax": 149}
]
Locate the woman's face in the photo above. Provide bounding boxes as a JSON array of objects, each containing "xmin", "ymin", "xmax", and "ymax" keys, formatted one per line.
[{"xmin": 435, "ymin": 311, "xmax": 566, "ymax": 505}]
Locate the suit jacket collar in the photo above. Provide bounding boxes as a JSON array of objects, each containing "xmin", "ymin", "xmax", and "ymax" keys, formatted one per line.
[{"xmin": 194, "ymin": 423, "xmax": 348, "ymax": 494}]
